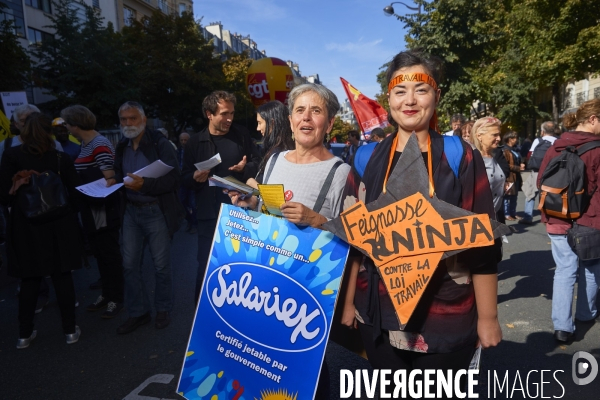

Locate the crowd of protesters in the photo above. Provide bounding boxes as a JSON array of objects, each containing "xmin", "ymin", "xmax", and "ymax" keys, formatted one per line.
[{"xmin": 1, "ymin": 49, "xmax": 599, "ymax": 399}]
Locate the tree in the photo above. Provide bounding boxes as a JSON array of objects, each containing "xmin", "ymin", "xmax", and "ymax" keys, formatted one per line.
[
  {"xmin": 329, "ymin": 116, "xmax": 356, "ymax": 143},
  {"xmin": 222, "ymin": 50, "xmax": 257, "ymax": 135},
  {"xmin": 0, "ymin": 2, "xmax": 31, "ymax": 91},
  {"xmin": 30, "ymin": 0, "xmax": 138, "ymax": 128},
  {"xmin": 122, "ymin": 11, "xmax": 224, "ymax": 134}
]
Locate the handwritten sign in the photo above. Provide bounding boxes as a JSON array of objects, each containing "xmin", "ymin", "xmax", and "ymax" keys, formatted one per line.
[
  {"xmin": 178, "ymin": 204, "xmax": 350, "ymax": 400},
  {"xmin": 339, "ymin": 192, "xmax": 494, "ymax": 325}
]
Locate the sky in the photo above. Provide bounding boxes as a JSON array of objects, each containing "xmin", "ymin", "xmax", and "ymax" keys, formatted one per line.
[{"xmin": 192, "ymin": 0, "xmax": 413, "ymax": 103}]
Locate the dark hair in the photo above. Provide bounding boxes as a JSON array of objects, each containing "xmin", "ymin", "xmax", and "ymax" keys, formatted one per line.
[
  {"xmin": 348, "ymin": 130, "xmax": 361, "ymax": 140},
  {"xmin": 257, "ymin": 101, "xmax": 294, "ymax": 175},
  {"xmin": 451, "ymin": 114, "xmax": 466, "ymax": 124},
  {"xmin": 371, "ymin": 127, "xmax": 386, "ymax": 140},
  {"xmin": 202, "ymin": 91, "xmax": 237, "ymax": 117},
  {"xmin": 61, "ymin": 105, "xmax": 96, "ymax": 130},
  {"xmin": 385, "ymin": 49, "xmax": 444, "ymax": 128},
  {"xmin": 503, "ymin": 131, "xmax": 518, "ymax": 144},
  {"xmin": 20, "ymin": 113, "xmax": 56, "ymax": 156}
]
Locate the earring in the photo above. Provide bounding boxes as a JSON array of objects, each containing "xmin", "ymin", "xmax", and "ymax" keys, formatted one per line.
[{"xmin": 292, "ymin": 132, "xmax": 295, "ymax": 141}]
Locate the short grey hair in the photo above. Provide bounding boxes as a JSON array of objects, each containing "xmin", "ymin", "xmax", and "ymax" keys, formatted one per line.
[
  {"xmin": 287, "ymin": 83, "xmax": 339, "ymax": 121},
  {"xmin": 118, "ymin": 101, "xmax": 146, "ymax": 118},
  {"xmin": 541, "ymin": 121, "xmax": 556, "ymax": 136},
  {"xmin": 451, "ymin": 113, "xmax": 466, "ymax": 124},
  {"xmin": 13, "ymin": 104, "xmax": 40, "ymax": 120}
]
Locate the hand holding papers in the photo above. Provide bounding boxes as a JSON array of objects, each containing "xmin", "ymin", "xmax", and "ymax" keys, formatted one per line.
[
  {"xmin": 208, "ymin": 175, "xmax": 258, "ymax": 199},
  {"xmin": 123, "ymin": 160, "xmax": 174, "ymax": 184},
  {"xmin": 76, "ymin": 178, "xmax": 123, "ymax": 198},
  {"xmin": 194, "ymin": 153, "xmax": 221, "ymax": 171}
]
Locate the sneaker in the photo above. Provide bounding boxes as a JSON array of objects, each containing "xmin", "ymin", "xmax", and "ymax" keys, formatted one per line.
[
  {"xmin": 155, "ymin": 311, "xmax": 171, "ymax": 329},
  {"xmin": 86, "ymin": 295, "xmax": 109, "ymax": 312},
  {"xmin": 519, "ymin": 218, "xmax": 533, "ymax": 225},
  {"xmin": 102, "ymin": 302, "xmax": 124, "ymax": 319},
  {"xmin": 16, "ymin": 331, "xmax": 37, "ymax": 349},
  {"xmin": 35, "ymin": 297, "xmax": 49, "ymax": 314},
  {"xmin": 117, "ymin": 312, "xmax": 151, "ymax": 335},
  {"xmin": 66, "ymin": 326, "xmax": 81, "ymax": 344}
]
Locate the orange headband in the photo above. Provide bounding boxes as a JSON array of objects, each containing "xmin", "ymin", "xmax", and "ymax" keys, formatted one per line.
[
  {"xmin": 387, "ymin": 73, "xmax": 440, "ymax": 133},
  {"xmin": 387, "ymin": 73, "xmax": 439, "ymax": 93}
]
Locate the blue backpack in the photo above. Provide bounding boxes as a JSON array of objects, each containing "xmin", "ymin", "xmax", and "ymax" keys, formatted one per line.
[{"xmin": 353, "ymin": 135, "xmax": 463, "ymax": 179}]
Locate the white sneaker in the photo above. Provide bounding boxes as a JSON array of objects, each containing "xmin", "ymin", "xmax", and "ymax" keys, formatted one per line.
[
  {"xmin": 16, "ymin": 331, "xmax": 37, "ymax": 349},
  {"xmin": 66, "ymin": 326, "xmax": 81, "ymax": 345}
]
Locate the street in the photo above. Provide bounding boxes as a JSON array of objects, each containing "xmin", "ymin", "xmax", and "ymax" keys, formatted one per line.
[{"xmin": 0, "ymin": 193, "xmax": 599, "ymax": 400}]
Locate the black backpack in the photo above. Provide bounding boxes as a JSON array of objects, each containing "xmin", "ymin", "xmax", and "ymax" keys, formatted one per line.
[
  {"xmin": 538, "ymin": 141, "xmax": 600, "ymax": 219},
  {"xmin": 527, "ymin": 139, "xmax": 552, "ymax": 171}
]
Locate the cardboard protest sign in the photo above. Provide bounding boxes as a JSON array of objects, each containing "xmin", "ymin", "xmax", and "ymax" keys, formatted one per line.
[
  {"xmin": 178, "ymin": 204, "xmax": 350, "ymax": 400},
  {"xmin": 324, "ymin": 134, "xmax": 511, "ymax": 327}
]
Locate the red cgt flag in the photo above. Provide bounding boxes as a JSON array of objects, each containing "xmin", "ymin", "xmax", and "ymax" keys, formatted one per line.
[{"xmin": 340, "ymin": 77, "xmax": 388, "ymax": 135}]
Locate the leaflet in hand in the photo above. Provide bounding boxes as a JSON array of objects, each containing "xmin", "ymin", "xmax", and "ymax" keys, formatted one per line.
[
  {"xmin": 124, "ymin": 160, "xmax": 174, "ymax": 183},
  {"xmin": 208, "ymin": 175, "xmax": 258, "ymax": 198},
  {"xmin": 258, "ymin": 184, "xmax": 285, "ymax": 216},
  {"xmin": 76, "ymin": 178, "xmax": 123, "ymax": 198},
  {"xmin": 194, "ymin": 153, "xmax": 221, "ymax": 171}
]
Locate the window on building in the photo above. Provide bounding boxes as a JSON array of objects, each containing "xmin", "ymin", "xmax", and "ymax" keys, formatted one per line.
[
  {"xmin": 179, "ymin": 3, "xmax": 186, "ymax": 16},
  {"xmin": 576, "ymin": 92, "xmax": 586, "ymax": 106},
  {"xmin": 123, "ymin": 7, "xmax": 135, "ymax": 27},
  {"xmin": 25, "ymin": 0, "xmax": 51, "ymax": 13},
  {"xmin": 1, "ymin": 10, "xmax": 25, "ymax": 37},
  {"xmin": 158, "ymin": 0, "xmax": 168, "ymax": 13},
  {"xmin": 28, "ymin": 27, "xmax": 52, "ymax": 46},
  {"xmin": 595, "ymin": 87, "xmax": 600, "ymax": 99},
  {"xmin": 92, "ymin": 0, "xmax": 100, "ymax": 9}
]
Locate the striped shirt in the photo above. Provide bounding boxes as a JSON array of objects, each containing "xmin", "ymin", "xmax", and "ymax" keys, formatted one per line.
[{"xmin": 74, "ymin": 135, "xmax": 114, "ymax": 173}]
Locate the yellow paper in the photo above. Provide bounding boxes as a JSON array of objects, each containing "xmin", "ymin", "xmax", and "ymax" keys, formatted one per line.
[{"xmin": 258, "ymin": 184, "xmax": 285, "ymax": 216}]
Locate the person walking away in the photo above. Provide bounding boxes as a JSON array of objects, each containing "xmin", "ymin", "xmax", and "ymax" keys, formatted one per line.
[
  {"xmin": 502, "ymin": 131, "xmax": 524, "ymax": 221},
  {"xmin": 538, "ymin": 99, "xmax": 600, "ymax": 342},
  {"xmin": 0, "ymin": 113, "xmax": 83, "ymax": 348}
]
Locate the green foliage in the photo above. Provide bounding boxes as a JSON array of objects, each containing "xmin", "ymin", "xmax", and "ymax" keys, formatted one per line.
[
  {"xmin": 387, "ymin": 0, "xmax": 600, "ymax": 130},
  {"xmin": 122, "ymin": 11, "xmax": 224, "ymax": 134},
  {"xmin": 222, "ymin": 50, "xmax": 256, "ymax": 135},
  {"xmin": 0, "ymin": 2, "xmax": 31, "ymax": 91},
  {"xmin": 31, "ymin": 0, "xmax": 138, "ymax": 128},
  {"xmin": 330, "ymin": 116, "xmax": 356, "ymax": 143}
]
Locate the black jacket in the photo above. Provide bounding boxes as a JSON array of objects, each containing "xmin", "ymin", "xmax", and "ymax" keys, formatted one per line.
[
  {"xmin": 0, "ymin": 147, "xmax": 83, "ymax": 278},
  {"xmin": 114, "ymin": 128, "xmax": 185, "ymax": 236},
  {"xmin": 181, "ymin": 124, "xmax": 260, "ymax": 220}
]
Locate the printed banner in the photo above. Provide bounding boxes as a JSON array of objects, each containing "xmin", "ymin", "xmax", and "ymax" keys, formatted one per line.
[{"xmin": 178, "ymin": 204, "xmax": 350, "ymax": 400}]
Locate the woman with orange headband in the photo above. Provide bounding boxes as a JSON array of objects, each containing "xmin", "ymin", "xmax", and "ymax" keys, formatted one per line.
[{"xmin": 339, "ymin": 49, "xmax": 502, "ymax": 388}]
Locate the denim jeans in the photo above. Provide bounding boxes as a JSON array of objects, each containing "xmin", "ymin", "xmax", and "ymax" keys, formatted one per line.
[
  {"xmin": 504, "ymin": 194, "xmax": 517, "ymax": 218},
  {"xmin": 523, "ymin": 197, "xmax": 536, "ymax": 221},
  {"xmin": 122, "ymin": 203, "xmax": 173, "ymax": 317},
  {"xmin": 179, "ymin": 184, "xmax": 197, "ymax": 227},
  {"xmin": 549, "ymin": 234, "xmax": 600, "ymax": 332},
  {"xmin": 195, "ymin": 218, "xmax": 218, "ymax": 303}
]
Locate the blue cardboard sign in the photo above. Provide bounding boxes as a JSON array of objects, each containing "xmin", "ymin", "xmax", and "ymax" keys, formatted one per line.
[{"xmin": 178, "ymin": 204, "xmax": 350, "ymax": 400}]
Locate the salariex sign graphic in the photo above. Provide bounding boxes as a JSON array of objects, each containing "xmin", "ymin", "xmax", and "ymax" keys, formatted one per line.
[{"xmin": 178, "ymin": 204, "xmax": 350, "ymax": 400}]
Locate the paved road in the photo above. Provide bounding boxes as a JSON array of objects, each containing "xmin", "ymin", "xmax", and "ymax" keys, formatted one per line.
[{"xmin": 0, "ymin": 193, "xmax": 598, "ymax": 399}]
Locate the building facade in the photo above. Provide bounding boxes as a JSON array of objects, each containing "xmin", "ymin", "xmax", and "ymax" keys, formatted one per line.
[{"xmin": 202, "ymin": 21, "xmax": 266, "ymax": 60}]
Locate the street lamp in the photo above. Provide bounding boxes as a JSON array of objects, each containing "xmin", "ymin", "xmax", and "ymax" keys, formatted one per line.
[{"xmin": 383, "ymin": 2, "xmax": 421, "ymax": 18}]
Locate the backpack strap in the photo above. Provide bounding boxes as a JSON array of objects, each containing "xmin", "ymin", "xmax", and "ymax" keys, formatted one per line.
[
  {"xmin": 443, "ymin": 135, "xmax": 463, "ymax": 179},
  {"xmin": 576, "ymin": 141, "xmax": 600, "ymax": 155},
  {"xmin": 263, "ymin": 152, "xmax": 280, "ymax": 184},
  {"xmin": 313, "ymin": 160, "xmax": 343, "ymax": 214}
]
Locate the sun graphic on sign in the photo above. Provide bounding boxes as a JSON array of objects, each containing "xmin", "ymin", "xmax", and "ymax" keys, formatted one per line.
[{"xmin": 256, "ymin": 388, "xmax": 297, "ymax": 400}]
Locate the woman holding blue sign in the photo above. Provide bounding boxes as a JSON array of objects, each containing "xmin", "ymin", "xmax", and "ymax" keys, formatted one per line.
[
  {"xmin": 339, "ymin": 50, "xmax": 502, "ymax": 388},
  {"xmin": 228, "ymin": 83, "xmax": 351, "ymax": 399},
  {"xmin": 229, "ymin": 83, "xmax": 351, "ymax": 225}
]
